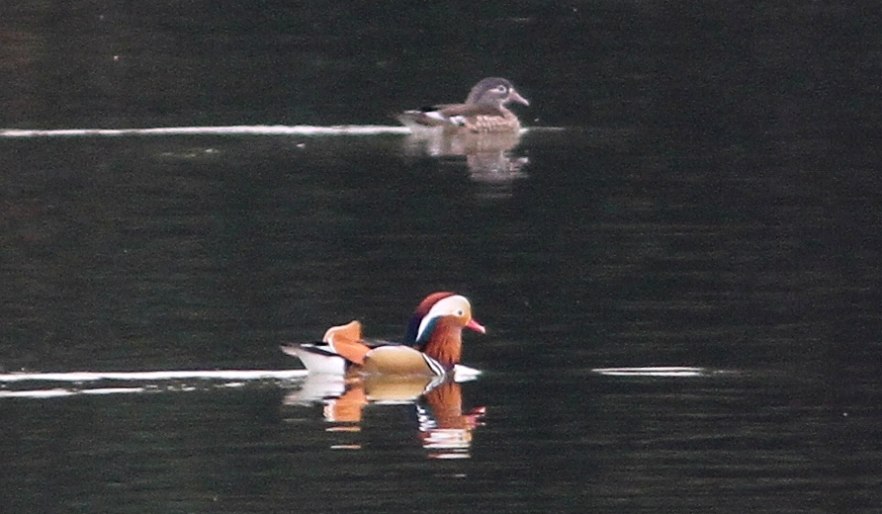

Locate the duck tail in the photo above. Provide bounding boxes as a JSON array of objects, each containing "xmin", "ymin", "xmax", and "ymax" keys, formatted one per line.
[{"xmin": 322, "ymin": 320, "xmax": 369, "ymax": 365}]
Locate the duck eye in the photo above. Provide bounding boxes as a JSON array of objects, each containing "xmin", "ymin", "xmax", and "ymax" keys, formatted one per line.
[
  {"xmin": 494, "ymin": 85, "xmax": 508, "ymax": 94},
  {"xmin": 456, "ymin": 309, "xmax": 464, "ymax": 316}
]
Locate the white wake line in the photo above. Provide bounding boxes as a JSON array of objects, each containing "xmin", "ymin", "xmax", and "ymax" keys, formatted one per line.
[
  {"xmin": 0, "ymin": 369, "xmax": 308, "ymax": 383},
  {"xmin": 0, "ymin": 387, "xmax": 160, "ymax": 399},
  {"xmin": 592, "ymin": 367, "xmax": 714, "ymax": 377},
  {"xmin": 0, "ymin": 125, "xmax": 413, "ymax": 138},
  {"xmin": 0, "ymin": 124, "xmax": 564, "ymax": 139}
]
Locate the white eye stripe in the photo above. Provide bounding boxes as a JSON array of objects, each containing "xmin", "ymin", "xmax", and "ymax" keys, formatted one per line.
[{"xmin": 415, "ymin": 295, "xmax": 470, "ymax": 342}]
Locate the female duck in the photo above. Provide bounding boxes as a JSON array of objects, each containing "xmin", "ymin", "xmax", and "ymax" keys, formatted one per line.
[{"xmin": 397, "ymin": 77, "xmax": 529, "ymax": 134}]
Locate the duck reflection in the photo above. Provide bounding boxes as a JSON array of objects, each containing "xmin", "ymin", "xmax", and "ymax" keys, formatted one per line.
[
  {"xmin": 417, "ymin": 380, "xmax": 486, "ymax": 459},
  {"xmin": 283, "ymin": 373, "xmax": 485, "ymax": 459},
  {"xmin": 403, "ymin": 130, "xmax": 529, "ymax": 185}
]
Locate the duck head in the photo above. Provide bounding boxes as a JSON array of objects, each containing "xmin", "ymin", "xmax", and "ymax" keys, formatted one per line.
[
  {"xmin": 413, "ymin": 294, "xmax": 486, "ymax": 369},
  {"xmin": 466, "ymin": 77, "xmax": 530, "ymax": 108}
]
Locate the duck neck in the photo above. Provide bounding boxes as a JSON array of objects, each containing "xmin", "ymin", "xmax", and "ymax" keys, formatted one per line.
[{"xmin": 420, "ymin": 318, "xmax": 463, "ymax": 370}]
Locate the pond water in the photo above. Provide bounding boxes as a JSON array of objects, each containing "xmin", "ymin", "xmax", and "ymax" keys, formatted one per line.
[{"xmin": 2, "ymin": 2, "xmax": 882, "ymax": 513}]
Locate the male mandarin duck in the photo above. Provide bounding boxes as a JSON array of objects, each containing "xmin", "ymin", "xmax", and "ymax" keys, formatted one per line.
[
  {"xmin": 282, "ymin": 292, "xmax": 485, "ymax": 377},
  {"xmin": 396, "ymin": 77, "xmax": 529, "ymax": 134}
]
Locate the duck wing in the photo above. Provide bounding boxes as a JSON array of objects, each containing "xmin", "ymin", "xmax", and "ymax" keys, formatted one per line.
[{"xmin": 396, "ymin": 103, "xmax": 505, "ymax": 129}]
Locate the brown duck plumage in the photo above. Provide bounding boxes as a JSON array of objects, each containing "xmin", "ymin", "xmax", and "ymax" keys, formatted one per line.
[{"xmin": 397, "ymin": 77, "xmax": 529, "ymax": 134}]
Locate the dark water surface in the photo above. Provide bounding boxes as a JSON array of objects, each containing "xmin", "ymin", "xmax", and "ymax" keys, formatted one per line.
[{"xmin": 3, "ymin": 2, "xmax": 882, "ymax": 513}]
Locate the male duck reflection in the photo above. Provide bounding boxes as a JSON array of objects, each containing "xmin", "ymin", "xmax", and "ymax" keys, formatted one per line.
[
  {"xmin": 282, "ymin": 292, "xmax": 485, "ymax": 377},
  {"xmin": 396, "ymin": 77, "xmax": 529, "ymax": 134},
  {"xmin": 283, "ymin": 376, "xmax": 486, "ymax": 459}
]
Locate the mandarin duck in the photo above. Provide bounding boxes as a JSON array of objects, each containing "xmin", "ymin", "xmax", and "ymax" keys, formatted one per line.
[
  {"xmin": 282, "ymin": 292, "xmax": 485, "ymax": 377},
  {"xmin": 396, "ymin": 77, "xmax": 529, "ymax": 134}
]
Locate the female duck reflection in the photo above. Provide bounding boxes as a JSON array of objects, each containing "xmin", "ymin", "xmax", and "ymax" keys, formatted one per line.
[{"xmin": 280, "ymin": 292, "xmax": 487, "ymax": 458}]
